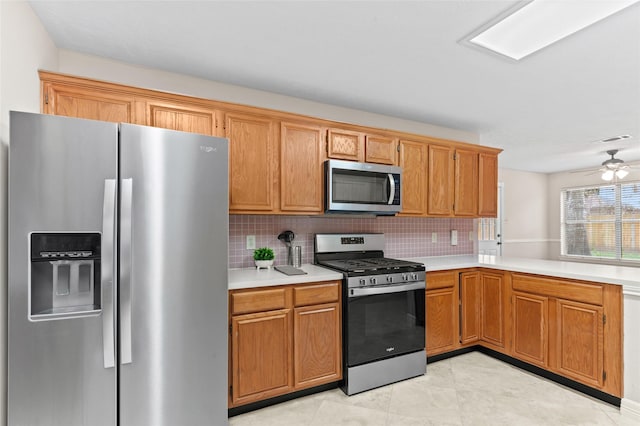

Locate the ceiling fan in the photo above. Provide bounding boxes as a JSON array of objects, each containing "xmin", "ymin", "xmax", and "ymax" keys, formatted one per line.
[{"xmin": 571, "ymin": 149, "xmax": 636, "ymax": 181}]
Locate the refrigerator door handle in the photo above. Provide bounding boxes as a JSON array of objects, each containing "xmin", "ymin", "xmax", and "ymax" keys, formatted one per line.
[
  {"xmin": 102, "ymin": 179, "xmax": 116, "ymax": 369},
  {"xmin": 120, "ymin": 178, "xmax": 133, "ymax": 365}
]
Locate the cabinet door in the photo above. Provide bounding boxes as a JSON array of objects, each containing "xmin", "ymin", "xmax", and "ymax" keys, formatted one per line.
[
  {"xmin": 226, "ymin": 112, "xmax": 277, "ymax": 212},
  {"xmin": 280, "ymin": 122, "xmax": 325, "ymax": 213},
  {"xmin": 460, "ymin": 272, "xmax": 480, "ymax": 344},
  {"xmin": 427, "ymin": 145, "xmax": 454, "ymax": 216},
  {"xmin": 293, "ymin": 303, "xmax": 342, "ymax": 389},
  {"xmin": 454, "ymin": 149, "xmax": 479, "ymax": 217},
  {"xmin": 480, "ymin": 272, "xmax": 504, "ymax": 348},
  {"xmin": 512, "ymin": 292, "xmax": 548, "ymax": 367},
  {"xmin": 327, "ymin": 128, "xmax": 365, "ymax": 162},
  {"xmin": 145, "ymin": 100, "xmax": 219, "ymax": 136},
  {"xmin": 42, "ymin": 82, "xmax": 135, "ymax": 123},
  {"xmin": 554, "ymin": 299, "xmax": 603, "ymax": 388},
  {"xmin": 426, "ymin": 287, "xmax": 458, "ymax": 355},
  {"xmin": 398, "ymin": 140, "xmax": 427, "ymax": 215},
  {"xmin": 230, "ymin": 310, "xmax": 292, "ymax": 406},
  {"xmin": 478, "ymin": 152, "xmax": 498, "ymax": 217},
  {"xmin": 365, "ymin": 134, "xmax": 397, "ymax": 165}
]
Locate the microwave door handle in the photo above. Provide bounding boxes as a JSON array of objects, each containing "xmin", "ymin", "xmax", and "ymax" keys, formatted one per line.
[{"xmin": 387, "ymin": 174, "xmax": 395, "ymax": 205}]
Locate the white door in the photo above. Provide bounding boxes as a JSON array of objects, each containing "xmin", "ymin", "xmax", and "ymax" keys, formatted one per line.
[{"xmin": 478, "ymin": 183, "xmax": 503, "ymax": 256}]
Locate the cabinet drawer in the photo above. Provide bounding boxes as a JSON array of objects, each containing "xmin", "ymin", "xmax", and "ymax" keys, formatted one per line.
[
  {"xmin": 426, "ymin": 271, "xmax": 456, "ymax": 290},
  {"xmin": 231, "ymin": 288, "xmax": 287, "ymax": 315},
  {"xmin": 511, "ymin": 273, "xmax": 603, "ymax": 306},
  {"xmin": 293, "ymin": 282, "xmax": 340, "ymax": 307}
]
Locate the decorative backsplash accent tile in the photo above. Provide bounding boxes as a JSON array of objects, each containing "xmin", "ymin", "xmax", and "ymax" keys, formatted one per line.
[{"xmin": 229, "ymin": 215, "xmax": 475, "ymax": 268}]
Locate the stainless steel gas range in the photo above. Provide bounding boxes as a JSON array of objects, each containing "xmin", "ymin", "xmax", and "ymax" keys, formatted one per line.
[{"xmin": 314, "ymin": 233, "xmax": 426, "ymax": 395}]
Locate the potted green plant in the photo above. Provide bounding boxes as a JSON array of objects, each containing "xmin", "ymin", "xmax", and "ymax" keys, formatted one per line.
[{"xmin": 253, "ymin": 247, "xmax": 275, "ymax": 269}]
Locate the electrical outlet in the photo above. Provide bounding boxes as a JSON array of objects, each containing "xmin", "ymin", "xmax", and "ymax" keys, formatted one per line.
[
  {"xmin": 451, "ymin": 230, "xmax": 458, "ymax": 246},
  {"xmin": 431, "ymin": 232, "xmax": 437, "ymax": 243},
  {"xmin": 246, "ymin": 235, "xmax": 256, "ymax": 250}
]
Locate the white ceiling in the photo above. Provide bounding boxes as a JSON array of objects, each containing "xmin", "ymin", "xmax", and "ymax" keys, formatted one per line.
[{"xmin": 28, "ymin": 0, "xmax": 640, "ymax": 173}]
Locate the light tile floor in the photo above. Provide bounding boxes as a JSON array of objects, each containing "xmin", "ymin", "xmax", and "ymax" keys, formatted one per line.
[{"xmin": 229, "ymin": 352, "xmax": 637, "ymax": 426}]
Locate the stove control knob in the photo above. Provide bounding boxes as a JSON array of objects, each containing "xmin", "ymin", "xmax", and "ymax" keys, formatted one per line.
[
  {"xmin": 387, "ymin": 276, "xmax": 393, "ymax": 283},
  {"xmin": 370, "ymin": 277, "xmax": 377, "ymax": 285},
  {"xmin": 402, "ymin": 274, "xmax": 408, "ymax": 281},
  {"xmin": 411, "ymin": 273, "xmax": 418, "ymax": 281},
  {"xmin": 359, "ymin": 278, "xmax": 366, "ymax": 286}
]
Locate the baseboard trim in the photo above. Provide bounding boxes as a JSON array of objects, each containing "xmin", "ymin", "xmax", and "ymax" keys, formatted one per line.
[
  {"xmin": 476, "ymin": 346, "xmax": 621, "ymax": 407},
  {"xmin": 228, "ymin": 382, "xmax": 339, "ymax": 417},
  {"xmin": 621, "ymin": 398, "xmax": 640, "ymax": 421}
]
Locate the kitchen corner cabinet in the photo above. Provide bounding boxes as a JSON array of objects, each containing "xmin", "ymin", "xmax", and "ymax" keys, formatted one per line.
[
  {"xmin": 425, "ymin": 271, "xmax": 459, "ymax": 356},
  {"xmin": 398, "ymin": 140, "xmax": 427, "ymax": 215},
  {"xmin": 510, "ymin": 273, "xmax": 621, "ymax": 397},
  {"xmin": 226, "ymin": 112, "xmax": 278, "ymax": 212},
  {"xmin": 280, "ymin": 122, "xmax": 325, "ymax": 213},
  {"xmin": 459, "ymin": 271, "xmax": 480, "ymax": 344},
  {"xmin": 229, "ymin": 281, "xmax": 342, "ymax": 408},
  {"xmin": 459, "ymin": 270, "xmax": 509, "ymax": 351},
  {"xmin": 327, "ymin": 128, "xmax": 397, "ymax": 165}
]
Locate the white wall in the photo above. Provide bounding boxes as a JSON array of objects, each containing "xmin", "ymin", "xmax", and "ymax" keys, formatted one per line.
[
  {"xmin": 0, "ymin": 1, "xmax": 58, "ymax": 424},
  {"xmin": 57, "ymin": 50, "xmax": 479, "ymax": 144},
  {"xmin": 547, "ymin": 166, "xmax": 640, "ymax": 260},
  {"xmin": 498, "ymin": 168, "xmax": 550, "ymax": 259}
]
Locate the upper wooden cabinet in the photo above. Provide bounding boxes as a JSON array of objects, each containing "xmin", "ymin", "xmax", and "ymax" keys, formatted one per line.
[
  {"xmin": 280, "ymin": 122, "xmax": 325, "ymax": 213},
  {"xmin": 454, "ymin": 149, "xmax": 479, "ymax": 216},
  {"xmin": 479, "ymin": 152, "xmax": 499, "ymax": 217},
  {"xmin": 41, "ymin": 79, "xmax": 136, "ymax": 123},
  {"xmin": 327, "ymin": 128, "xmax": 397, "ymax": 165},
  {"xmin": 427, "ymin": 145, "xmax": 455, "ymax": 216},
  {"xmin": 39, "ymin": 71, "xmax": 502, "ymax": 216},
  {"xmin": 398, "ymin": 140, "xmax": 427, "ymax": 215},
  {"xmin": 143, "ymin": 99, "xmax": 220, "ymax": 136},
  {"xmin": 226, "ymin": 112, "xmax": 278, "ymax": 212}
]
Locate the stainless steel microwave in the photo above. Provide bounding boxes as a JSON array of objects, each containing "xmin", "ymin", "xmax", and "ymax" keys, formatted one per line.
[{"xmin": 325, "ymin": 159, "xmax": 402, "ymax": 215}]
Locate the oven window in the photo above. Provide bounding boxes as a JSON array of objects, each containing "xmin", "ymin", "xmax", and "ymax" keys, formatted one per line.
[
  {"xmin": 347, "ymin": 288, "xmax": 425, "ymax": 367},
  {"xmin": 332, "ymin": 169, "xmax": 389, "ymax": 204}
]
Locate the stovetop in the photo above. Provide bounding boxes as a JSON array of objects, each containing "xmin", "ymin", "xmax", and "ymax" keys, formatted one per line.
[{"xmin": 317, "ymin": 257, "xmax": 424, "ymax": 274}]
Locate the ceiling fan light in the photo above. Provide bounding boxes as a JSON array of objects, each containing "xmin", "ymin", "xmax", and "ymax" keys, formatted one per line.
[
  {"xmin": 601, "ymin": 170, "xmax": 615, "ymax": 181},
  {"xmin": 615, "ymin": 169, "xmax": 629, "ymax": 179}
]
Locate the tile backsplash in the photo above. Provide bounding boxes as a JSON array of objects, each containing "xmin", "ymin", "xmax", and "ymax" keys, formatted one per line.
[{"xmin": 229, "ymin": 215, "xmax": 475, "ymax": 268}]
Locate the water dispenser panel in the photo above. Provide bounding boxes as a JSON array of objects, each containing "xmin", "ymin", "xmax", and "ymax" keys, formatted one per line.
[{"xmin": 30, "ymin": 233, "xmax": 102, "ymax": 320}]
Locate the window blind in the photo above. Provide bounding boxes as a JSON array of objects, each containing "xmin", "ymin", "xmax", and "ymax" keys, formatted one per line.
[{"xmin": 561, "ymin": 182, "xmax": 640, "ymax": 262}]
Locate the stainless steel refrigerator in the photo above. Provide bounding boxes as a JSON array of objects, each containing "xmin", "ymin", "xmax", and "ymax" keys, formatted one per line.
[{"xmin": 8, "ymin": 111, "xmax": 229, "ymax": 425}]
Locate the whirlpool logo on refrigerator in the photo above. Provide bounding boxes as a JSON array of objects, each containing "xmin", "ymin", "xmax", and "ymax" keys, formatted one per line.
[{"xmin": 200, "ymin": 146, "xmax": 217, "ymax": 153}]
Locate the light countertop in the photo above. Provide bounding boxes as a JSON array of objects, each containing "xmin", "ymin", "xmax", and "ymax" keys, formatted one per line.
[
  {"xmin": 229, "ymin": 255, "xmax": 640, "ymax": 293},
  {"xmin": 405, "ymin": 255, "xmax": 640, "ymax": 291},
  {"xmin": 228, "ymin": 264, "xmax": 343, "ymax": 290}
]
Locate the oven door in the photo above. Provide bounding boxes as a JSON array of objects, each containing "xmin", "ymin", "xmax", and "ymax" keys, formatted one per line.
[{"xmin": 346, "ymin": 281, "xmax": 425, "ymax": 367}]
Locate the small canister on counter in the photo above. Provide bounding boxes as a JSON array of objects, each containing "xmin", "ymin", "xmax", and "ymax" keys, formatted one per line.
[{"xmin": 291, "ymin": 245, "xmax": 302, "ymax": 268}]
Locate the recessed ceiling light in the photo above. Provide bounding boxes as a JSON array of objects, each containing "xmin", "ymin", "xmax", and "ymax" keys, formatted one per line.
[{"xmin": 466, "ymin": 0, "xmax": 640, "ymax": 61}]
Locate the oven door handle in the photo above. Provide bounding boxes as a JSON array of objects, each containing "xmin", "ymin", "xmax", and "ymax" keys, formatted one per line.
[{"xmin": 348, "ymin": 281, "xmax": 425, "ymax": 298}]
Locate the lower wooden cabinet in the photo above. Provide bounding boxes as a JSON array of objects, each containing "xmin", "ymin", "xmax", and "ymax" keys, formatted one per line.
[
  {"xmin": 479, "ymin": 271, "xmax": 506, "ymax": 349},
  {"xmin": 460, "ymin": 271, "xmax": 481, "ymax": 344},
  {"xmin": 554, "ymin": 298, "xmax": 603, "ymax": 388},
  {"xmin": 230, "ymin": 309, "xmax": 292, "ymax": 406},
  {"xmin": 229, "ymin": 281, "xmax": 342, "ymax": 407},
  {"xmin": 425, "ymin": 271, "xmax": 459, "ymax": 356},
  {"xmin": 512, "ymin": 291, "xmax": 548, "ymax": 367},
  {"xmin": 511, "ymin": 273, "xmax": 621, "ymax": 397}
]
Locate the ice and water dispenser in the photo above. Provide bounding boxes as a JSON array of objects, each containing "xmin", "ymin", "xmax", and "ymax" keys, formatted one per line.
[{"xmin": 30, "ymin": 233, "xmax": 102, "ymax": 320}]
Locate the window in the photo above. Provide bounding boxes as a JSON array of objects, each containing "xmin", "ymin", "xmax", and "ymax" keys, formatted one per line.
[{"xmin": 561, "ymin": 182, "xmax": 640, "ymax": 262}]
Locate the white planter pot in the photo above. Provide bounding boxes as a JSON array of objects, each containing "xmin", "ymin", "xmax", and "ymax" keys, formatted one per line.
[{"xmin": 255, "ymin": 260, "xmax": 274, "ymax": 270}]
